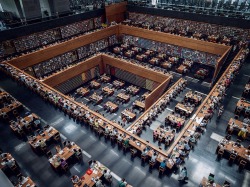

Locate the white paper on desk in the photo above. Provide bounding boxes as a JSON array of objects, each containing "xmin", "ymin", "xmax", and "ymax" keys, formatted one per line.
[
  {"xmin": 93, "ymin": 170, "xmax": 98, "ymax": 174},
  {"xmin": 195, "ymin": 117, "xmax": 203, "ymax": 124}
]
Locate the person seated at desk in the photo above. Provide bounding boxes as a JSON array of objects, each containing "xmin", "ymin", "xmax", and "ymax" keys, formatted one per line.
[
  {"xmin": 95, "ymin": 178, "xmax": 104, "ymax": 187},
  {"xmin": 6, "ymin": 159, "xmax": 16, "ymax": 168},
  {"xmin": 0, "ymin": 152, "xmax": 8, "ymax": 159},
  {"xmin": 175, "ymin": 156, "xmax": 182, "ymax": 166},
  {"xmin": 0, "ymin": 111, "xmax": 7, "ymax": 118},
  {"xmin": 200, "ymin": 120, "xmax": 208, "ymax": 128},
  {"xmin": 160, "ymin": 160, "xmax": 167, "ymax": 169},
  {"xmin": 124, "ymin": 138, "xmax": 130, "ymax": 147},
  {"xmin": 118, "ymin": 178, "xmax": 127, "ymax": 187},
  {"xmin": 177, "ymin": 121, "xmax": 182, "ymax": 129},
  {"xmin": 103, "ymin": 169, "xmax": 112, "ymax": 181},
  {"xmin": 184, "ymin": 141, "xmax": 191, "ymax": 152},
  {"xmin": 151, "ymin": 152, "xmax": 158, "ymax": 163},
  {"xmin": 18, "ymin": 175, "xmax": 26, "ymax": 184},
  {"xmin": 90, "ymin": 160, "xmax": 100, "ymax": 169},
  {"xmin": 110, "ymin": 128, "xmax": 118, "ymax": 137},
  {"xmin": 189, "ymin": 135, "xmax": 197, "ymax": 145},
  {"xmin": 71, "ymin": 175, "xmax": 81, "ymax": 184},
  {"xmin": 117, "ymin": 134, "xmax": 123, "ymax": 142},
  {"xmin": 60, "ymin": 159, "xmax": 67, "ymax": 167},
  {"xmin": 63, "ymin": 140, "xmax": 71, "ymax": 148},
  {"xmin": 238, "ymin": 126, "xmax": 248, "ymax": 139},
  {"xmin": 243, "ymin": 117, "xmax": 250, "ymax": 124},
  {"xmin": 105, "ymin": 126, "xmax": 110, "ymax": 134},
  {"xmin": 38, "ymin": 139, "xmax": 46, "ymax": 148},
  {"xmin": 233, "ymin": 141, "xmax": 241, "ymax": 147},
  {"xmin": 73, "ymin": 148, "xmax": 82, "ymax": 157}
]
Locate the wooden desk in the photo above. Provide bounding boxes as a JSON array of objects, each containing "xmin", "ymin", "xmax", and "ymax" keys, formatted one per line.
[
  {"xmin": 124, "ymin": 50, "xmax": 135, "ymax": 58},
  {"xmin": 218, "ymin": 139, "xmax": 250, "ymax": 162},
  {"xmin": 156, "ymin": 54, "xmax": 166, "ymax": 60},
  {"xmin": 149, "ymin": 58, "xmax": 159, "ymax": 65},
  {"xmin": 121, "ymin": 44, "xmax": 129, "ymax": 50},
  {"xmin": 75, "ymin": 169, "xmax": 103, "ymax": 187},
  {"xmin": 175, "ymin": 103, "xmax": 194, "ymax": 116},
  {"xmin": 147, "ymin": 150, "xmax": 175, "ymax": 169},
  {"xmin": 176, "ymin": 65, "xmax": 187, "ymax": 74},
  {"xmin": 161, "ymin": 61, "xmax": 172, "ymax": 69},
  {"xmin": 121, "ymin": 110, "xmax": 136, "ymax": 122},
  {"xmin": 0, "ymin": 101, "xmax": 22, "ymax": 114},
  {"xmin": 104, "ymin": 101, "xmax": 118, "ymax": 113},
  {"xmin": 129, "ymin": 139, "xmax": 146, "ymax": 152},
  {"xmin": 200, "ymin": 177, "xmax": 221, "ymax": 187},
  {"xmin": 0, "ymin": 92, "xmax": 8, "ymax": 100},
  {"xmin": 136, "ymin": 54, "xmax": 147, "ymax": 61},
  {"xmin": 131, "ymin": 46, "xmax": 141, "ymax": 53},
  {"xmin": 0, "ymin": 153, "xmax": 14, "ymax": 170},
  {"xmin": 10, "ymin": 113, "xmax": 39, "ymax": 132},
  {"xmin": 49, "ymin": 144, "xmax": 80, "ymax": 169},
  {"xmin": 89, "ymin": 93, "xmax": 103, "ymax": 104},
  {"xmin": 29, "ymin": 127, "xmax": 59, "ymax": 150},
  {"xmin": 16, "ymin": 177, "xmax": 36, "ymax": 187},
  {"xmin": 100, "ymin": 74, "xmax": 111, "ymax": 82},
  {"xmin": 185, "ymin": 91, "xmax": 202, "ymax": 104},
  {"xmin": 237, "ymin": 99, "xmax": 250, "ymax": 109},
  {"xmin": 154, "ymin": 126, "xmax": 175, "ymax": 142},
  {"xmin": 76, "ymin": 87, "xmax": 90, "ymax": 96},
  {"xmin": 102, "ymin": 86, "xmax": 114, "ymax": 96},
  {"xmin": 90, "ymin": 80, "xmax": 101, "ymax": 89},
  {"xmin": 127, "ymin": 85, "xmax": 140, "ymax": 95},
  {"xmin": 113, "ymin": 47, "xmax": 122, "ymax": 54},
  {"xmin": 228, "ymin": 118, "xmax": 250, "ymax": 137},
  {"xmin": 117, "ymin": 93, "xmax": 130, "ymax": 103},
  {"xmin": 165, "ymin": 114, "xmax": 185, "ymax": 126},
  {"xmin": 134, "ymin": 100, "xmax": 145, "ymax": 110},
  {"xmin": 145, "ymin": 50, "xmax": 154, "ymax": 56},
  {"xmin": 113, "ymin": 80, "xmax": 125, "ymax": 88}
]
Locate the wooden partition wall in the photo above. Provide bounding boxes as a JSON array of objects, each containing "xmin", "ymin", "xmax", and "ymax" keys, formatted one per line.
[
  {"xmin": 7, "ymin": 26, "xmax": 119, "ymax": 69},
  {"xmin": 212, "ymin": 46, "xmax": 232, "ymax": 82},
  {"xmin": 105, "ymin": 2, "xmax": 127, "ymax": 23},
  {"xmin": 43, "ymin": 55, "xmax": 103, "ymax": 87},
  {"xmin": 118, "ymin": 25, "xmax": 230, "ymax": 55},
  {"xmin": 102, "ymin": 54, "xmax": 169, "ymax": 83},
  {"xmin": 145, "ymin": 77, "xmax": 171, "ymax": 110}
]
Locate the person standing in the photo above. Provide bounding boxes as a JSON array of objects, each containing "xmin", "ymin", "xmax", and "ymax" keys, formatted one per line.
[{"xmin": 178, "ymin": 167, "xmax": 188, "ymax": 182}]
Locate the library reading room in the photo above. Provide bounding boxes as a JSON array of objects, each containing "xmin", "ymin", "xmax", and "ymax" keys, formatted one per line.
[{"xmin": 0, "ymin": 1, "xmax": 249, "ymax": 187}]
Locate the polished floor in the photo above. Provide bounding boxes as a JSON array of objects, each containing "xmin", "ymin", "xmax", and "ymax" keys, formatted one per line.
[{"xmin": 0, "ymin": 57, "xmax": 250, "ymax": 187}]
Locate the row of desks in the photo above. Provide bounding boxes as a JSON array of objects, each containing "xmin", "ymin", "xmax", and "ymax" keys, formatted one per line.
[
  {"xmin": 28, "ymin": 126, "xmax": 59, "ymax": 151},
  {"xmin": 0, "ymin": 153, "xmax": 36, "ymax": 187},
  {"xmin": 74, "ymin": 161, "xmax": 133, "ymax": 187},
  {"xmin": 49, "ymin": 143, "xmax": 80, "ymax": 170},
  {"xmin": 218, "ymin": 138, "xmax": 250, "ymax": 162},
  {"xmin": 166, "ymin": 48, "xmax": 249, "ymax": 158},
  {"xmin": 128, "ymin": 78, "xmax": 187, "ymax": 147},
  {"xmin": 9, "ymin": 113, "xmax": 39, "ymax": 133},
  {"xmin": 0, "ymin": 101, "xmax": 23, "ymax": 114}
]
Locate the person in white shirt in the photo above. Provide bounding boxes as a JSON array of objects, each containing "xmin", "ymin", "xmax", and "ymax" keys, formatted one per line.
[
  {"xmin": 103, "ymin": 169, "xmax": 112, "ymax": 181},
  {"xmin": 151, "ymin": 152, "xmax": 157, "ymax": 162}
]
